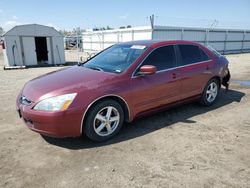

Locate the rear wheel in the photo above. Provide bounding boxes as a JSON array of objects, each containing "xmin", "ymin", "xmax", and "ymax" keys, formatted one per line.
[
  {"xmin": 200, "ymin": 78, "xmax": 220, "ymax": 106},
  {"xmin": 84, "ymin": 99, "xmax": 124, "ymax": 142}
]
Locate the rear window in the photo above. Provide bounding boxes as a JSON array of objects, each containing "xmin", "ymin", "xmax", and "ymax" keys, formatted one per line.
[{"xmin": 178, "ymin": 45, "xmax": 210, "ymax": 65}]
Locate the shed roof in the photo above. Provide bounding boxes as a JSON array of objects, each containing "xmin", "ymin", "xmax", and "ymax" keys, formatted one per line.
[{"xmin": 3, "ymin": 24, "xmax": 63, "ymax": 37}]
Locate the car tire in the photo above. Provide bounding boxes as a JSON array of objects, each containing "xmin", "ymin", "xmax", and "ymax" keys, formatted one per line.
[
  {"xmin": 84, "ymin": 99, "xmax": 124, "ymax": 142},
  {"xmin": 200, "ymin": 78, "xmax": 220, "ymax": 106}
]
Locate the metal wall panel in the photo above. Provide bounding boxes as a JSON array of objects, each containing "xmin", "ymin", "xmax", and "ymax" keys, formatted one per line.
[
  {"xmin": 244, "ymin": 32, "xmax": 250, "ymax": 40},
  {"xmin": 91, "ymin": 34, "xmax": 102, "ymax": 42},
  {"xmin": 82, "ymin": 26, "xmax": 250, "ymax": 53},
  {"xmin": 227, "ymin": 32, "xmax": 244, "ymax": 41},
  {"xmin": 243, "ymin": 42, "xmax": 250, "ymax": 49},
  {"xmin": 52, "ymin": 37, "xmax": 65, "ymax": 64},
  {"xmin": 104, "ymin": 33, "xmax": 117, "ymax": 42},
  {"xmin": 22, "ymin": 37, "xmax": 37, "ymax": 65},
  {"xmin": 226, "ymin": 42, "xmax": 243, "ymax": 50},
  {"xmin": 133, "ymin": 31, "xmax": 151, "ymax": 40},
  {"xmin": 153, "ymin": 30, "xmax": 182, "ymax": 40},
  {"xmin": 208, "ymin": 42, "xmax": 225, "ymax": 51},
  {"xmin": 5, "ymin": 36, "xmax": 23, "ymax": 66},
  {"xmin": 208, "ymin": 31, "xmax": 226, "ymax": 41},
  {"xmin": 120, "ymin": 32, "xmax": 133, "ymax": 42},
  {"xmin": 182, "ymin": 31, "xmax": 206, "ymax": 41}
]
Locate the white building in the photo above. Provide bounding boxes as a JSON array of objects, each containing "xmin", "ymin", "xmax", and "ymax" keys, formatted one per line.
[
  {"xmin": 3, "ymin": 24, "xmax": 65, "ymax": 68},
  {"xmin": 82, "ymin": 25, "xmax": 250, "ymax": 54}
]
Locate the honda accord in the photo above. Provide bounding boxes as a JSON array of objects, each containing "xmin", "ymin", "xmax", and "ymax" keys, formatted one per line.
[{"xmin": 16, "ymin": 40, "xmax": 230, "ymax": 141}]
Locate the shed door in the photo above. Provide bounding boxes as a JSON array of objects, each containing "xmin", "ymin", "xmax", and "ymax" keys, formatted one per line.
[
  {"xmin": 35, "ymin": 37, "xmax": 48, "ymax": 64},
  {"xmin": 22, "ymin": 37, "xmax": 37, "ymax": 66}
]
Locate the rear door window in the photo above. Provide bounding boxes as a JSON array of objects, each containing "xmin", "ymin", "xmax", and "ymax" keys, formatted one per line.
[
  {"xmin": 141, "ymin": 45, "xmax": 176, "ymax": 71},
  {"xmin": 178, "ymin": 45, "xmax": 209, "ymax": 66}
]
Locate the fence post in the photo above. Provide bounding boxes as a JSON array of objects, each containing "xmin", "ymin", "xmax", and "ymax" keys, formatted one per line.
[
  {"xmin": 205, "ymin": 29, "xmax": 209, "ymax": 46},
  {"xmin": 223, "ymin": 30, "xmax": 228, "ymax": 54},
  {"xmin": 151, "ymin": 27, "xmax": 154, "ymax": 40},
  {"xmin": 241, "ymin": 30, "xmax": 246, "ymax": 53},
  {"xmin": 181, "ymin": 28, "xmax": 184, "ymax": 40}
]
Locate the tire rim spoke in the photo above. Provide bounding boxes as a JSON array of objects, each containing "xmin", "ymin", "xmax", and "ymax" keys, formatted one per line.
[
  {"xmin": 110, "ymin": 116, "xmax": 119, "ymax": 122},
  {"xmin": 96, "ymin": 114, "xmax": 106, "ymax": 122},
  {"xmin": 207, "ymin": 94, "xmax": 212, "ymax": 101},
  {"xmin": 105, "ymin": 124, "xmax": 112, "ymax": 134},
  {"xmin": 96, "ymin": 123, "xmax": 105, "ymax": 133},
  {"xmin": 106, "ymin": 107, "xmax": 113, "ymax": 119}
]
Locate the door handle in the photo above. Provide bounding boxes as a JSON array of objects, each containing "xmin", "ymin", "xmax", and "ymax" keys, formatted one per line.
[{"xmin": 206, "ymin": 65, "xmax": 210, "ymax": 70}]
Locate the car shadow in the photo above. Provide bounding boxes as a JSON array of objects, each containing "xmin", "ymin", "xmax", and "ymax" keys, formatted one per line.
[{"xmin": 42, "ymin": 88, "xmax": 245, "ymax": 149}]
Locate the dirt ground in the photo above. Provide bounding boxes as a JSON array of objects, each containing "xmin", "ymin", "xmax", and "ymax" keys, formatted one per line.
[{"xmin": 0, "ymin": 50, "xmax": 249, "ymax": 188}]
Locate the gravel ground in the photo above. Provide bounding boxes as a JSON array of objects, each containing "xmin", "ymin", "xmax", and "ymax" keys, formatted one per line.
[{"xmin": 0, "ymin": 50, "xmax": 250, "ymax": 188}]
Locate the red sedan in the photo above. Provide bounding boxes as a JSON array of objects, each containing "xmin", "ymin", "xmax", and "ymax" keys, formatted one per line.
[{"xmin": 17, "ymin": 40, "xmax": 230, "ymax": 142}]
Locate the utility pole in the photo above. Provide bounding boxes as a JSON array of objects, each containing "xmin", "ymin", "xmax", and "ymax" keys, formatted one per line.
[
  {"xmin": 150, "ymin": 14, "xmax": 155, "ymax": 29},
  {"xmin": 146, "ymin": 14, "xmax": 158, "ymax": 29}
]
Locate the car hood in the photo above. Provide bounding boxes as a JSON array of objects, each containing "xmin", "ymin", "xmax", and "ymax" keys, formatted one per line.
[{"xmin": 21, "ymin": 66, "xmax": 117, "ymax": 102}]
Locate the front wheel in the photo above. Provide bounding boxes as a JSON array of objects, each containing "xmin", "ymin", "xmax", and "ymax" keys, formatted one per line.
[
  {"xmin": 200, "ymin": 79, "xmax": 220, "ymax": 106},
  {"xmin": 84, "ymin": 99, "xmax": 124, "ymax": 142}
]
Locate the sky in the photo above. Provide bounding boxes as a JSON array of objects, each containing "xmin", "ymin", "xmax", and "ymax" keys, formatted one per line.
[{"xmin": 0, "ymin": 0, "xmax": 250, "ymax": 31}]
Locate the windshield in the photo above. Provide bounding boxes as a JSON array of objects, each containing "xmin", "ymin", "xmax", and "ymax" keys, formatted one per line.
[{"xmin": 83, "ymin": 44, "xmax": 147, "ymax": 73}]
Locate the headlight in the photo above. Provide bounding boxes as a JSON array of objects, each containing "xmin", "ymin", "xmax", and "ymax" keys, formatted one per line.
[{"xmin": 33, "ymin": 93, "xmax": 77, "ymax": 112}]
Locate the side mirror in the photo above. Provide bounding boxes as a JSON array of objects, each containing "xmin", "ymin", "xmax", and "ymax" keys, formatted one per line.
[{"xmin": 138, "ymin": 65, "xmax": 157, "ymax": 76}]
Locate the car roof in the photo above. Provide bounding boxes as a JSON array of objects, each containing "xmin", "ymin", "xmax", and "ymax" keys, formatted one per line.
[{"xmin": 121, "ymin": 40, "xmax": 202, "ymax": 48}]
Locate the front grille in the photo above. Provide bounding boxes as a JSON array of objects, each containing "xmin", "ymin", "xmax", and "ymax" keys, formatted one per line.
[{"xmin": 19, "ymin": 95, "xmax": 32, "ymax": 105}]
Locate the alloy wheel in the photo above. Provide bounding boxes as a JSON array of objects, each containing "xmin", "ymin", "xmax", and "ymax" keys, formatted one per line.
[
  {"xmin": 93, "ymin": 106, "xmax": 120, "ymax": 136},
  {"xmin": 206, "ymin": 82, "xmax": 218, "ymax": 103}
]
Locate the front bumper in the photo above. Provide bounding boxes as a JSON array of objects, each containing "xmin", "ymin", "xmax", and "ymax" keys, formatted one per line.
[{"xmin": 16, "ymin": 100, "xmax": 83, "ymax": 138}]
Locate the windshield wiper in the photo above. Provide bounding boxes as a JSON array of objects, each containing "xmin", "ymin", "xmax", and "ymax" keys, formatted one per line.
[{"xmin": 85, "ymin": 65, "xmax": 104, "ymax": 72}]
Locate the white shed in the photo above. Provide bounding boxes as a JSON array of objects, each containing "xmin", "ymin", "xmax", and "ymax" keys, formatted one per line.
[{"xmin": 3, "ymin": 24, "xmax": 65, "ymax": 67}]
